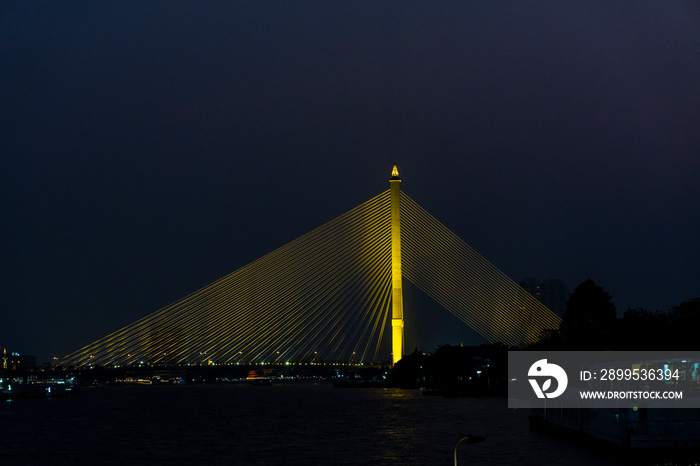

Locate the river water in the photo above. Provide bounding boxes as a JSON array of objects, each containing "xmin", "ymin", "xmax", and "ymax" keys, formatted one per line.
[{"xmin": 0, "ymin": 383, "xmax": 670, "ymax": 465}]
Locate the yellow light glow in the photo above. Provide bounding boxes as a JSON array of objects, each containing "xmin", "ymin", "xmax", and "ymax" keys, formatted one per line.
[
  {"xmin": 58, "ymin": 170, "xmax": 560, "ymax": 368},
  {"xmin": 390, "ymin": 166, "xmax": 404, "ymax": 365}
]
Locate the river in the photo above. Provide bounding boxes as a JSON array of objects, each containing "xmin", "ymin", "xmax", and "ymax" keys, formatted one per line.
[{"xmin": 0, "ymin": 383, "xmax": 669, "ymax": 465}]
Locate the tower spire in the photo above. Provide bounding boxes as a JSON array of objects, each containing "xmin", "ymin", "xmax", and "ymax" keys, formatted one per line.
[
  {"xmin": 391, "ymin": 165, "xmax": 400, "ymax": 179},
  {"xmin": 390, "ymin": 165, "xmax": 404, "ymax": 365}
]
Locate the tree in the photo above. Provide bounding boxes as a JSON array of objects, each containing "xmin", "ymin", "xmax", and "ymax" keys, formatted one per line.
[
  {"xmin": 618, "ymin": 308, "xmax": 668, "ymax": 350},
  {"xmin": 667, "ymin": 298, "xmax": 700, "ymax": 350},
  {"xmin": 560, "ymin": 279, "xmax": 617, "ymax": 349}
]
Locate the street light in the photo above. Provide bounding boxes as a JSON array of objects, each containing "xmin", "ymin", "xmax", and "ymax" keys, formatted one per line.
[{"xmin": 453, "ymin": 435, "xmax": 485, "ymax": 466}]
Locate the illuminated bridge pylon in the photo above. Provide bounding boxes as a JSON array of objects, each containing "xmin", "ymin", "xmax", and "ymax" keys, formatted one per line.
[{"xmin": 60, "ymin": 168, "xmax": 560, "ymax": 367}]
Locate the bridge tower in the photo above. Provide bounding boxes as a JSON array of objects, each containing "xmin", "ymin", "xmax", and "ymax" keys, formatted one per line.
[{"xmin": 390, "ymin": 165, "xmax": 404, "ymax": 364}]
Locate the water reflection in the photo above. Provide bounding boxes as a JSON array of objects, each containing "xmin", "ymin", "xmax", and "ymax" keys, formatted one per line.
[{"xmin": 0, "ymin": 384, "xmax": 676, "ymax": 465}]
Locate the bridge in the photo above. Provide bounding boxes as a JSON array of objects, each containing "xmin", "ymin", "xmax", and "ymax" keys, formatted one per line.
[{"xmin": 60, "ymin": 167, "xmax": 560, "ymax": 367}]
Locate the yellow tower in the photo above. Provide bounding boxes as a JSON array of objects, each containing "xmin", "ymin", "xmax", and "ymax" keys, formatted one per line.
[{"xmin": 390, "ymin": 165, "xmax": 404, "ymax": 364}]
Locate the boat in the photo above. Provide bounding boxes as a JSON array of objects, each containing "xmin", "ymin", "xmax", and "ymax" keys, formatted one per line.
[{"xmin": 1, "ymin": 376, "xmax": 78, "ymax": 400}]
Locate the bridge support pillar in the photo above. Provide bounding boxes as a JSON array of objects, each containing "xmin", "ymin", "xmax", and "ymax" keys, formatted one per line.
[{"xmin": 390, "ymin": 165, "xmax": 404, "ymax": 365}]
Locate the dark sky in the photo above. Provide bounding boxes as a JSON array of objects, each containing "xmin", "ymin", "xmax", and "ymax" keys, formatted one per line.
[{"xmin": 2, "ymin": 1, "xmax": 699, "ymax": 363}]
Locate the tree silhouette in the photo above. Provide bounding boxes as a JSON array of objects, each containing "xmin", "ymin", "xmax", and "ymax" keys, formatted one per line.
[
  {"xmin": 667, "ymin": 298, "xmax": 700, "ymax": 350},
  {"xmin": 617, "ymin": 307, "xmax": 668, "ymax": 350},
  {"xmin": 560, "ymin": 279, "xmax": 616, "ymax": 349}
]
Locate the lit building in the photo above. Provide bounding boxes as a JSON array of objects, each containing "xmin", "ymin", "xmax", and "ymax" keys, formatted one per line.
[
  {"xmin": 519, "ymin": 277, "xmax": 541, "ymax": 300},
  {"xmin": 1, "ymin": 347, "xmax": 36, "ymax": 370},
  {"xmin": 519, "ymin": 277, "xmax": 568, "ymax": 317},
  {"xmin": 540, "ymin": 279, "xmax": 568, "ymax": 317}
]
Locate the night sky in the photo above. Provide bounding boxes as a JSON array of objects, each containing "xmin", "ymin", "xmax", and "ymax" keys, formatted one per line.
[{"xmin": 2, "ymin": 2, "xmax": 699, "ymax": 364}]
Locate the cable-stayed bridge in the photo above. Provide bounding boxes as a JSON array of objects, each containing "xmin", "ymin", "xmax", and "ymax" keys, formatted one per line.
[{"xmin": 60, "ymin": 168, "xmax": 560, "ymax": 368}]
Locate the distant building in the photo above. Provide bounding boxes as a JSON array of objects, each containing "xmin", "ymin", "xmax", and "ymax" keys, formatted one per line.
[
  {"xmin": 519, "ymin": 277, "xmax": 541, "ymax": 300},
  {"xmin": 540, "ymin": 279, "xmax": 568, "ymax": 318},
  {"xmin": 519, "ymin": 278, "xmax": 568, "ymax": 318},
  {"xmin": 1, "ymin": 347, "xmax": 36, "ymax": 370}
]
